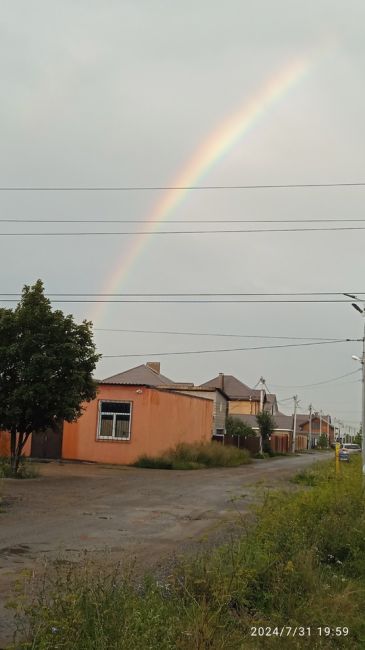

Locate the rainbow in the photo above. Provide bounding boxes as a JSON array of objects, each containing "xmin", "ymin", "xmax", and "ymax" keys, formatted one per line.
[{"xmin": 91, "ymin": 51, "xmax": 318, "ymax": 326}]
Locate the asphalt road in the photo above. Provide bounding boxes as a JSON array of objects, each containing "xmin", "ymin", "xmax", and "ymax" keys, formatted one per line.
[{"xmin": 0, "ymin": 451, "xmax": 331, "ymax": 646}]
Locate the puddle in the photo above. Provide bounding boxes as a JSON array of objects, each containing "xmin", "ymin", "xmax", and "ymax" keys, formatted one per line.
[{"xmin": 0, "ymin": 544, "xmax": 30, "ymax": 556}]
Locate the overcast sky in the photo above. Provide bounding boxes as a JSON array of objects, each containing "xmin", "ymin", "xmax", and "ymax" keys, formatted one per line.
[{"xmin": 1, "ymin": 1, "xmax": 365, "ymax": 430}]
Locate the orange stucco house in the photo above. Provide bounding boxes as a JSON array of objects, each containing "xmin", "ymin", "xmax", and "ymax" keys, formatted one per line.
[
  {"xmin": 1, "ymin": 363, "xmax": 213, "ymax": 465},
  {"xmin": 62, "ymin": 382, "xmax": 212, "ymax": 465}
]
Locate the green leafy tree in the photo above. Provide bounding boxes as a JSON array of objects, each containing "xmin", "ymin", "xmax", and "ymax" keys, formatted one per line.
[
  {"xmin": 256, "ymin": 411, "xmax": 276, "ymax": 453},
  {"xmin": 354, "ymin": 428, "xmax": 362, "ymax": 447},
  {"xmin": 0, "ymin": 280, "xmax": 101, "ymax": 474},
  {"xmin": 317, "ymin": 433, "xmax": 328, "ymax": 449},
  {"xmin": 226, "ymin": 415, "xmax": 256, "ymax": 437}
]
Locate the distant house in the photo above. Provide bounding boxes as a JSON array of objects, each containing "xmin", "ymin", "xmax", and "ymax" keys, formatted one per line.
[
  {"xmin": 200, "ymin": 373, "xmax": 263, "ymax": 415},
  {"xmin": 231, "ymin": 412, "xmax": 308, "ymax": 452},
  {"xmin": 297, "ymin": 413, "xmax": 334, "ymax": 446}
]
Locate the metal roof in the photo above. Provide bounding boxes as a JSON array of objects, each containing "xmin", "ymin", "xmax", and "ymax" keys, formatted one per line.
[
  {"xmin": 200, "ymin": 374, "xmax": 261, "ymax": 400},
  {"xmin": 101, "ymin": 364, "xmax": 174, "ymax": 387}
]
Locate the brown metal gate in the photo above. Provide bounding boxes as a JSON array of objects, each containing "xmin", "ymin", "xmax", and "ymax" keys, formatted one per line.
[{"xmin": 30, "ymin": 421, "xmax": 63, "ymax": 459}]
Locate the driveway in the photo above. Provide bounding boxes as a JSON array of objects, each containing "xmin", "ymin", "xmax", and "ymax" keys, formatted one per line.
[{"xmin": 0, "ymin": 452, "xmax": 330, "ymax": 645}]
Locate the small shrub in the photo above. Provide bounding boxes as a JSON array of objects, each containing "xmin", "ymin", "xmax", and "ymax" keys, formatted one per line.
[
  {"xmin": 292, "ymin": 469, "xmax": 318, "ymax": 486},
  {"xmin": 134, "ymin": 455, "xmax": 173, "ymax": 469},
  {"xmin": 226, "ymin": 416, "xmax": 256, "ymax": 437},
  {"xmin": 317, "ymin": 433, "xmax": 329, "ymax": 449},
  {"xmin": 0, "ymin": 456, "xmax": 39, "ymax": 479}
]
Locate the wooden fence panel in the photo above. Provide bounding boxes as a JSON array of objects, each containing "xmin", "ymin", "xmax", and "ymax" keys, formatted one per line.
[{"xmin": 212, "ymin": 434, "xmax": 260, "ymax": 455}]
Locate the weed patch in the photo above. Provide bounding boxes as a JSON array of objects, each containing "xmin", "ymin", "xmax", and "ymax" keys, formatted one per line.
[
  {"xmin": 134, "ymin": 441, "xmax": 251, "ymax": 470},
  {"xmin": 0, "ymin": 456, "xmax": 39, "ymax": 479}
]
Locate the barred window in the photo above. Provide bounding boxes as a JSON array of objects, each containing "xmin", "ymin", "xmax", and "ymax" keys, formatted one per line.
[{"xmin": 97, "ymin": 401, "xmax": 132, "ymax": 440}]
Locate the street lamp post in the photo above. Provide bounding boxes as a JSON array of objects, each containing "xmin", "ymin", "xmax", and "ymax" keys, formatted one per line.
[{"xmin": 345, "ymin": 293, "xmax": 365, "ymax": 478}]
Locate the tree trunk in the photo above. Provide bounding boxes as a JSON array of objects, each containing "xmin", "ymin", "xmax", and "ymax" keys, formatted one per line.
[
  {"xmin": 14, "ymin": 431, "xmax": 24, "ymax": 474},
  {"xmin": 10, "ymin": 428, "xmax": 17, "ymax": 472},
  {"xmin": 10, "ymin": 430, "xmax": 31, "ymax": 476}
]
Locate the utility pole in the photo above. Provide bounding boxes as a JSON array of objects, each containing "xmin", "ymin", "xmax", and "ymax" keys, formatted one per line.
[
  {"xmin": 258, "ymin": 376, "xmax": 265, "ymax": 413},
  {"xmin": 308, "ymin": 403, "xmax": 313, "ymax": 450},
  {"xmin": 319, "ymin": 410, "xmax": 322, "ymax": 440},
  {"xmin": 292, "ymin": 395, "xmax": 299, "ymax": 453},
  {"xmin": 344, "ymin": 292, "xmax": 365, "ymax": 478}
]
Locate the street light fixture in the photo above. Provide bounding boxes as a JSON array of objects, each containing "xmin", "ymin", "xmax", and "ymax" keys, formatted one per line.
[{"xmin": 345, "ymin": 293, "xmax": 365, "ymax": 477}]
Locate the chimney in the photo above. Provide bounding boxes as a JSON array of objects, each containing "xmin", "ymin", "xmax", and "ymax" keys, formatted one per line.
[
  {"xmin": 147, "ymin": 361, "xmax": 161, "ymax": 374},
  {"xmin": 219, "ymin": 372, "xmax": 224, "ymax": 391}
]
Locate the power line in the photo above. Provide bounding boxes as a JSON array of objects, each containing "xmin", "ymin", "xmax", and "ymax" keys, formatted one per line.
[
  {"xmin": 0, "ymin": 298, "xmax": 362, "ymax": 303},
  {"xmin": 1, "ymin": 291, "xmax": 364, "ymax": 297},
  {"xmin": 1, "ymin": 182, "xmax": 365, "ymax": 191},
  {"xmin": 93, "ymin": 326, "xmax": 343, "ymax": 341},
  {"xmin": 2, "ymin": 217, "xmax": 365, "ymax": 223},
  {"xmin": 2, "ymin": 226, "xmax": 365, "ymax": 236},
  {"xmin": 271, "ymin": 369, "xmax": 361, "ymax": 389},
  {"xmin": 102, "ymin": 339, "xmax": 355, "ymax": 358}
]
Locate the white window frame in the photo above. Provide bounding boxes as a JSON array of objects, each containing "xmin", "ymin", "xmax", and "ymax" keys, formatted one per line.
[{"xmin": 97, "ymin": 400, "xmax": 132, "ymax": 441}]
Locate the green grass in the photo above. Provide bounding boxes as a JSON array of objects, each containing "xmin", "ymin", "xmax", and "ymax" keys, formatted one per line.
[
  {"xmin": 134, "ymin": 441, "xmax": 251, "ymax": 470},
  {"xmin": 0, "ymin": 456, "xmax": 39, "ymax": 479},
  {"xmin": 10, "ymin": 458, "xmax": 365, "ymax": 649}
]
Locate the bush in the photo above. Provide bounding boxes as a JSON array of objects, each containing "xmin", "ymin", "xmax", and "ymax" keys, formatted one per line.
[
  {"xmin": 256, "ymin": 411, "xmax": 276, "ymax": 453},
  {"xmin": 292, "ymin": 469, "xmax": 318, "ymax": 486},
  {"xmin": 134, "ymin": 455, "xmax": 173, "ymax": 469},
  {"xmin": 226, "ymin": 416, "xmax": 256, "ymax": 438},
  {"xmin": 317, "ymin": 433, "xmax": 329, "ymax": 449},
  {"xmin": 134, "ymin": 441, "xmax": 251, "ymax": 470},
  {"xmin": 0, "ymin": 456, "xmax": 39, "ymax": 479},
  {"xmin": 13, "ymin": 458, "xmax": 365, "ymax": 649}
]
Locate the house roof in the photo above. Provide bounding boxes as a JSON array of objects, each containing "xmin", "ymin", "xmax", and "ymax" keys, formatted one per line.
[
  {"xmin": 200, "ymin": 375, "xmax": 261, "ymax": 401},
  {"xmin": 160, "ymin": 385, "xmax": 228, "ymax": 399},
  {"xmin": 101, "ymin": 364, "xmax": 174, "ymax": 387},
  {"xmin": 232, "ymin": 413, "xmax": 294, "ymax": 431},
  {"xmin": 297, "ymin": 413, "xmax": 333, "ymax": 429},
  {"xmin": 264, "ymin": 393, "xmax": 277, "ymax": 411}
]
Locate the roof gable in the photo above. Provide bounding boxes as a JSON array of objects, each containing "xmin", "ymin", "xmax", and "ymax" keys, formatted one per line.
[
  {"xmin": 200, "ymin": 374, "xmax": 260, "ymax": 400},
  {"xmin": 297, "ymin": 414, "xmax": 332, "ymax": 428},
  {"xmin": 102, "ymin": 364, "xmax": 174, "ymax": 387}
]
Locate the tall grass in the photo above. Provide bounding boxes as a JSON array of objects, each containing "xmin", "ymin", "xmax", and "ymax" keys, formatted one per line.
[
  {"xmin": 11, "ymin": 458, "xmax": 365, "ymax": 649},
  {"xmin": 134, "ymin": 441, "xmax": 251, "ymax": 470},
  {"xmin": 0, "ymin": 456, "xmax": 39, "ymax": 479}
]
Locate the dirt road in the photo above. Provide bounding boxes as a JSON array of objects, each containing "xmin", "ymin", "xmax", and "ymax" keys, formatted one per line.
[{"xmin": 0, "ymin": 452, "xmax": 330, "ymax": 645}]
